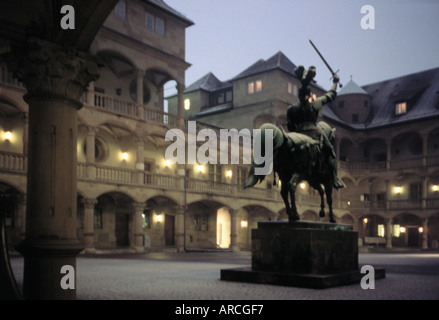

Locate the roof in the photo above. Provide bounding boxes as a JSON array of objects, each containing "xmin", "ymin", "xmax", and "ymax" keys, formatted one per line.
[
  {"xmin": 363, "ymin": 67, "xmax": 439, "ymax": 128},
  {"xmin": 323, "ymin": 67, "xmax": 439, "ymax": 129},
  {"xmin": 338, "ymin": 79, "xmax": 369, "ymax": 96},
  {"xmin": 145, "ymin": 0, "xmax": 194, "ymax": 26},
  {"xmin": 230, "ymin": 51, "xmax": 298, "ymax": 81},
  {"xmin": 184, "ymin": 72, "xmax": 232, "ymax": 93}
]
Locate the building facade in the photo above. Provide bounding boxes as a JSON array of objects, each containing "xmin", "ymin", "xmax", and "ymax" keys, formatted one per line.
[
  {"xmin": 168, "ymin": 53, "xmax": 439, "ymax": 251},
  {"xmin": 1, "ymin": 1, "xmax": 438, "ymax": 255}
]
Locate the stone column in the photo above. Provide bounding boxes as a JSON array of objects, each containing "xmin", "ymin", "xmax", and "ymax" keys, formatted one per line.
[
  {"xmin": 9, "ymin": 37, "xmax": 102, "ymax": 300},
  {"xmin": 82, "ymin": 198, "xmax": 97, "ymax": 253},
  {"xmin": 421, "ymin": 133, "xmax": 428, "ymax": 167},
  {"xmin": 176, "ymin": 83, "xmax": 185, "ymax": 128},
  {"xmin": 22, "ymin": 112, "xmax": 29, "ymax": 171},
  {"xmin": 85, "ymin": 126, "xmax": 97, "ymax": 179},
  {"xmin": 229, "ymin": 209, "xmax": 239, "ymax": 252},
  {"xmin": 421, "ymin": 218, "xmax": 429, "ymax": 250},
  {"xmin": 133, "ymin": 202, "xmax": 146, "ymax": 253},
  {"xmin": 174, "ymin": 205, "xmax": 186, "ymax": 252},
  {"xmin": 386, "ymin": 138, "xmax": 392, "ymax": 170},
  {"xmin": 86, "ymin": 81, "xmax": 95, "ymax": 105},
  {"xmin": 385, "ymin": 218, "xmax": 393, "ymax": 249},
  {"xmin": 135, "ymin": 137, "xmax": 145, "ymax": 184}
]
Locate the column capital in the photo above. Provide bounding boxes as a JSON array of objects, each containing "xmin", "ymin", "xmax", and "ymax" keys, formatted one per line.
[
  {"xmin": 173, "ymin": 205, "xmax": 186, "ymax": 215},
  {"xmin": 133, "ymin": 202, "xmax": 147, "ymax": 211},
  {"xmin": 86, "ymin": 126, "xmax": 98, "ymax": 135},
  {"xmin": 228, "ymin": 208, "xmax": 239, "ymax": 217},
  {"xmin": 6, "ymin": 37, "xmax": 103, "ymax": 108},
  {"xmin": 176, "ymin": 82, "xmax": 186, "ymax": 92},
  {"xmin": 82, "ymin": 198, "xmax": 98, "ymax": 209}
]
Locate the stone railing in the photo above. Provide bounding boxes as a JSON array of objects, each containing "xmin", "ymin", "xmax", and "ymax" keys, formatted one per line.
[
  {"xmin": 187, "ymin": 178, "xmax": 235, "ymax": 196},
  {"xmin": 95, "ymin": 165, "xmax": 137, "ymax": 184},
  {"xmin": 144, "ymin": 173, "xmax": 180, "ymax": 189},
  {"xmin": 0, "ymin": 151, "xmax": 26, "ymax": 172},
  {"xmin": 0, "ymin": 63, "xmax": 25, "ymax": 89}
]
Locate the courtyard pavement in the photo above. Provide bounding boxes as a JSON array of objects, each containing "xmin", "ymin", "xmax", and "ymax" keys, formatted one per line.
[{"xmin": 9, "ymin": 250, "xmax": 439, "ymax": 301}]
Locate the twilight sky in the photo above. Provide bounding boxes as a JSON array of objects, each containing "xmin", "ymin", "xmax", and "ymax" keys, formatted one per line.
[{"xmin": 164, "ymin": 0, "xmax": 439, "ymax": 95}]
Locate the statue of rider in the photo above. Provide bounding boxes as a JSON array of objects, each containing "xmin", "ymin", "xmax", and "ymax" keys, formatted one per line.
[{"xmin": 286, "ymin": 65, "xmax": 345, "ymax": 189}]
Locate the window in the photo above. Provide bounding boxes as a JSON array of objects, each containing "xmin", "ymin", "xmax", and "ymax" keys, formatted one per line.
[
  {"xmin": 209, "ymin": 164, "xmax": 222, "ymax": 182},
  {"xmin": 145, "ymin": 13, "xmax": 154, "ymax": 31},
  {"xmin": 226, "ymin": 90, "xmax": 233, "ymax": 102},
  {"xmin": 288, "ymin": 82, "xmax": 293, "ymax": 94},
  {"xmin": 194, "ymin": 214, "xmax": 208, "ymax": 231},
  {"xmin": 184, "ymin": 99, "xmax": 191, "ymax": 110},
  {"xmin": 352, "ymin": 114, "xmax": 359, "ymax": 123},
  {"xmin": 409, "ymin": 183, "xmax": 422, "ymax": 201},
  {"xmin": 247, "ymin": 82, "xmax": 254, "ymax": 94},
  {"xmin": 94, "ymin": 208, "xmax": 103, "ymax": 229},
  {"xmin": 155, "ymin": 17, "xmax": 165, "ymax": 36},
  {"xmin": 248, "ymin": 80, "xmax": 262, "ymax": 94},
  {"xmin": 217, "ymin": 93, "xmax": 224, "ymax": 104},
  {"xmin": 145, "ymin": 13, "xmax": 165, "ymax": 36},
  {"xmin": 395, "ymin": 102, "xmax": 407, "ymax": 115},
  {"xmin": 114, "ymin": 0, "xmax": 126, "ymax": 19},
  {"xmin": 377, "ymin": 225, "xmax": 385, "ymax": 237}
]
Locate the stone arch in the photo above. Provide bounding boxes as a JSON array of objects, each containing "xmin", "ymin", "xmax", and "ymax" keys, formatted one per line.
[{"xmin": 186, "ymin": 199, "xmax": 231, "ymax": 250}]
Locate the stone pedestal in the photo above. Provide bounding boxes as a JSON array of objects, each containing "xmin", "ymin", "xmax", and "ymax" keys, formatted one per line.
[{"xmin": 221, "ymin": 221, "xmax": 385, "ymax": 289}]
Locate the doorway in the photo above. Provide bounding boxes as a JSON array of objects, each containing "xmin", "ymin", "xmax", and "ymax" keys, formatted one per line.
[
  {"xmin": 407, "ymin": 227, "xmax": 419, "ymax": 247},
  {"xmin": 115, "ymin": 213, "xmax": 130, "ymax": 246},
  {"xmin": 165, "ymin": 214, "xmax": 175, "ymax": 246}
]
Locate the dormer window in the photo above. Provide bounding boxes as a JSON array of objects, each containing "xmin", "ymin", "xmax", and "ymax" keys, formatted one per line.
[{"xmin": 395, "ymin": 102, "xmax": 407, "ymax": 115}]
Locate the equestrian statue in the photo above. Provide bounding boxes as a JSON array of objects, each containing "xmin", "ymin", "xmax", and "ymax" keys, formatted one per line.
[{"xmin": 245, "ymin": 44, "xmax": 345, "ymax": 223}]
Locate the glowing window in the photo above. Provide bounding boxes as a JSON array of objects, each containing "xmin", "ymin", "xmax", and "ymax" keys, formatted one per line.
[
  {"xmin": 248, "ymin": 82, "xmax": 254, "ymax": 94},
  {"xmin": 184, "ymin": 99, "xmax": 190, "ymax": 110},
  {"xmin": 395, "ymin": 102, "xmax": 407, "ymax": 115},
  {"xmin": 248, "ymin": 80, "xmax": 262, "ymax": 94},
  {"xmin": 377, "ymin": 224, "xmax": 385, "ymax": 237}
]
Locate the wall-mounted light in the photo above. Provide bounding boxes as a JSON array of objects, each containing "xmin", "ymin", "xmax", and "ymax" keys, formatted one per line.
[
  {"xmin": 197, "ymin": 164, "xmax": 205, "ymax": 173},
  {"xmin": 299, "ymin": 182, "xmax": 306, "ymax": 190},
  {"xmin": 363, "ymin": 218, "xmax": 368, "ymax": 224},
  {"xmin": 432, "ymin": 185, "xmax": 439, "ymax": 192},
  {"xmin": 241, "ymin": 220, "xmax": 248, "ymax": 228},
  {"xmin": 156, "ymin": 214, "xmax": 163, "ymax": 223},
  {"xmin": 394, "ymin": 186, "xmax": 402, "ymax": 194},
  {"xmin": 4, "ymin": 131, "xmax": 12, "ymax": 141},
  {"xmin": 400, "ymin": 226, "xmax": 406, "ymax": 233},
  {"xmin": 164, "ymin": 159, "xmax": 171, "ymax": 168},
  {"xmin": 225, "ymin": 169, "xmax": 233, "ymax": 178},
  {"xmin": 418, "ymin": 227, "xmax": 424, "ymax": 233},
  {"xmin": 121, "ymin": 152, "xmax": 128, "ymax": 161}
]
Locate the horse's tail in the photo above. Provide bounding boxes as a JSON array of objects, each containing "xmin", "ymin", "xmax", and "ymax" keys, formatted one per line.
[{"xmin": 244, "ymin": 123, "xmax": 284, "ymax": 189}]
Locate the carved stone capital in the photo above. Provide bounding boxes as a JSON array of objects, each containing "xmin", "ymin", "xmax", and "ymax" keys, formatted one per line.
[
  {"xmin": 82, "ymin": 198, "xmax": 98, "ymax": 209},
  {"xmin": 133, "ymin": 202, "xmax": 147, "ymax": 211},
  {"xmin": 6, "ymin": 37, "xmax": 103, "ymax": 108}
]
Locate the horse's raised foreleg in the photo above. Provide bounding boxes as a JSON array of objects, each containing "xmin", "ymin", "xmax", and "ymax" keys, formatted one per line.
[{"xmin": 325, "ymin": 183, "xmax": 336, "ymax": 223}]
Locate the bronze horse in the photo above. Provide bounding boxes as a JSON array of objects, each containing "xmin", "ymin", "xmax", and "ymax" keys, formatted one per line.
[{"xmin": 245, "ymin": 122, "xmax": 338, "ymax": 223}]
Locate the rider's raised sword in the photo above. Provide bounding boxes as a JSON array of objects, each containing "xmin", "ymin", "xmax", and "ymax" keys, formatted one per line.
[{"xmin": 309, "ymin": 39, "xmax": 343, "ymax": 88}]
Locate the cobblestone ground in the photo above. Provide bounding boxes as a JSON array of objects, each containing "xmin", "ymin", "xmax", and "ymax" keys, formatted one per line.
[{"xmin": 9, "ymin": 251, "xmax": 439, "ymax": 300}]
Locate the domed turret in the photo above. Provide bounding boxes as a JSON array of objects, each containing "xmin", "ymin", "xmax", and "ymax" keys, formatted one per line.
[{"xmin": 334, "ymin": 78, "xmax": 371, "ymax": 125}]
